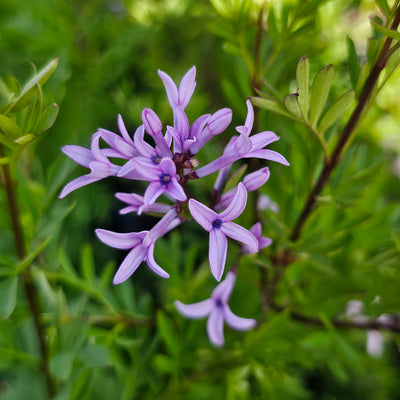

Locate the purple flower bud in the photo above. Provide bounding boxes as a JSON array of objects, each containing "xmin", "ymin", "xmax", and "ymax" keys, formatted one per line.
[{"xmin": 142, "ymin": 108, "xmax": 162, "ymax": 136}]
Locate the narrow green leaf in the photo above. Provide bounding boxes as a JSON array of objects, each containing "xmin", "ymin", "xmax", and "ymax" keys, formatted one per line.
[
  {"xmin": 346, "ymin": 37, "xmax": 359, "ymax": 90},
  {"xmin": 14, "ymin": 134, "xmax": 36, "ymax": 145},
  {"xmin": 318, "ymin": 90, "xmax": 354, "ymax": 133},
  {"xmin": 77, "ymin": 344, "xmax": 110, "ymax": 367},
  {"xmin": 376, "ymin": 0, "xmax": 390, "ymax": 17},
  {"xmin": 50, "ymin": 351, "xmax": 74, "ymax": 380},
  {"xmin": 6, "ymin": 58, "xmax": 59, "ymax": 114},
  {"xmin": 367, "ymin": 38, "xmax": 379, "ymax": 64},
  {"xmin": 296, "ymin": 56, "xmax": 309, "ymax": 118},
  {"xmin": 267, "ymin": 8, "xmax": 279, "ymax": 45},
  {"xmin": 210, "ymin": 0, "xmax": 231, "ymax": 18},
  {"xmin": 370, "ymin": 16, "xmax": 400, "ymax": 40},
  {"xmin": 81, "ymin": 244, "xmax": 95, "ymax": 285},
  {"xmin": 0, "ymin": 277, "xmax": 18, "ymax": 318},
  {"xmin": 309, "ymin": 65, "xmax": 334, "ymax": 127},
  {"xmin": 284, "ymin": 93, "xmax": 302, "ymax": 119},
  {"xmin": 0, "ymin": 114, "xmax": 23, "ymax": 138},
  {"xmin": 0, "ymin": 157, "xmax": 10, "ymax": 165},
  {"xmin": 157, "ymin": 310, "xmax": 178, "ymax": 356},
  {"xmin": 250, "ymin": 96, "xmax": 296, "ymax": 119},
  {"xmin": 355, "ymin": 63, "xmax": 369, "ymax": 97},
  {"xmin": 224, "ymin": 164, "xmax": 248, "ymax": 192},
  {"xmin": 34, "ymin": 103, "xmax": 59, "ymax": 135},
  {"xmin": 15, "ymin": 237, "xmax": 52, "ymax": 274}
]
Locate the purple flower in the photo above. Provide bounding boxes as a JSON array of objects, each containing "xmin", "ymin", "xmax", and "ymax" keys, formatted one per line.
[
  {"xmin": 243, "ymin": 222, "xmax": 272, "ymax": 254},
  {"xmin": 59, "ymin": 133, "xmax": 121, "ymax": 198},
  {"xmin": 175, "ymin": 271, "xmax": 256, "ymax": 347},
  {"xmin": 116, "ymin": 192, "xmax": 172, "ymax": 216},
  {"xmin": 95, "ymin": 209, "xmax": 180, "ymax": 283},
  {"xmin": 189, "ymin": 183, "xmax": 258, "ymax": 281}
]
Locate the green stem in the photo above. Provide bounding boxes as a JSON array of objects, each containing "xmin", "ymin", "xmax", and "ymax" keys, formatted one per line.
[{"xmin": 0, "ymin": 146, "xmax": 55, "ymax": 398}]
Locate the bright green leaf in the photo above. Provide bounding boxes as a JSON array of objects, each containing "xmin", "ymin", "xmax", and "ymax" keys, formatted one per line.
[
  {"xmin": 15, "ymin": 237, "xmax": 52, "ymax": 274},
  {"xmin": 14, "ymin": 134, "xmax": 36, "ymax": 145},
  {"xmin": 50, "ymin": 351, "xmax": 74, "ymax": 380},
  {"xmin": 309, "ymin": 64, "xmax": 334, "ymax": 127},
  {"xmin": 296, "ymin": 56, "xmax": 309, "ymax": 118},
  {"xmin": 224, "ymin": 164, "xmax": 248, "ymax": 192},
  {"xmin": 284, "ymin": 93, "xmax": 302, "ymax": 119},
  {"xmin": 346, "ymin": 37, "xmax": 359, "ymax": 90},
  {"xmin": 376, "ymin": 0, "xmax": 390, "ymax": 17},
  {"xmin": 0, "ymin": 114, "xmax": 22, "ymax": 138},
  {"xmin": 318, "ymin": 90, "xmax": 354, "ymax": 133},
  {"xmin": 157, "ymin": 310, "xmax": 178, "ymax": 356},
  {"xmin": 250, "ymin": 96, "xmax": 296, "ymax": 119},
  {"xmin": 0, "ymin": 277, "xmax": 18, "ymax": 318},
  {"xmin": 355, "ymin": 63, "xmax": 369, "ymax": 97},
  {"xmin": 370, "ymin": 16, "xmax": 400, "ymax": 40},
  {"xmin": 34, "ymin": 103, "xmax": 59, "ymax": 135},
  {"xmin": 81, "ymin": 244, "xmax": 95, "ymax": 285}
]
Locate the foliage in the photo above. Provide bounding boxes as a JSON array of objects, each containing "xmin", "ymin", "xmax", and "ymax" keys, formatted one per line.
[{"xmin": 1, "ymin": 0, "xmax": 400, "ymax": 399}]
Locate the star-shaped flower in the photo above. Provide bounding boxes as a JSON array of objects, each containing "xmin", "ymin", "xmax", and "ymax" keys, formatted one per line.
[
  {"xmin": 175, "ymin": 271, "xmax": 256, "ymax": 347},
  {"xmin": 189, "ymin": 183, "xmax": 258, "ymax": 281}
]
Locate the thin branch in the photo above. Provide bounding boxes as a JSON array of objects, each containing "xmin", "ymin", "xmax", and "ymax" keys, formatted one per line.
[{"xmin": 290, "ymin": 4, "xmax": 400, "ymax": 242}]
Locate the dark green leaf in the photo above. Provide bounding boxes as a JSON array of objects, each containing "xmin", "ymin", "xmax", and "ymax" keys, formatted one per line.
[
  {"xmin": 0, "ymin": 277, "xmax": 18, "ymax": 318},
  {"xmin": 346, "ymin": 37, "xmax": 359, "ymax": 90},
  {"xmin": 34, "ymin": 103, "xmax": 59, "ymax": 135},
  {"xmin": 250, "ymin": 96, "xmax": 296, "ymax": 119}
]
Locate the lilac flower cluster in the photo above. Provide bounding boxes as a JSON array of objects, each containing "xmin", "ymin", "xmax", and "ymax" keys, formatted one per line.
[{"xmin": 60, "ymin": 66, "xmax": 289, "ymax": 345}]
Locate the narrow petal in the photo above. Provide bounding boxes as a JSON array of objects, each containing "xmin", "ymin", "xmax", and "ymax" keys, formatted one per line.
[
  {"xmin": 144, "ymin": 181, "xmax": 164, "ymax": 205},
  {"xmin": 246, "ymin": 149, "xmax": 290, "ymax": 166},
  {"xmin": 212, "ymin": 271, "xmax": 236, "ymax": 302},
  {"xmin": 146, "ymin": 244, "xmax": 169, "ymax": 278},
  {"xmin": 59, "ymin": 175, "xmax": 99, "ymax": 198},
  {"xmin": 118, "ymin": 114, "xmax": 135, "ymax": 145},
  {"xmin": 223, "ymin": 305, "xmax": 256, "ymax": 331},
  {"xmin": 188, "ymin": 199, "xmax": 216, "ymax": 231},
  {"xmin": 207, "ymin": 309, "xmax": 225, "ymax": 346},
  {"xmin": 243, "ymin": 167, "xmax": 270, "ymax": 191},
  {"xmin": 190, "ymin": 113, "xmax": 211, "ymax": 139},
  {"xmin": 62, "ymin": 145, "xmax": 94, "ymax": 167},
  {"xmin": 95, "ymin": 229, "xmax": 146, "ymax": 249},
  {"xmin": 134, "ymin": 125, "xmax": 156, "ymax": 158},
  {"xmin": 159, "ymin": 157, "xmax": 176, "ymax": 176},
  {"xmin": 90, "ymin": 133, "xmax": 109, "ymax": 164},
  {"xmin": 244, "ymin": 99, "xmax": 254, "ymax": 132},
  {"xmin": 219, "ymin": 183, "xmax": 247, "ymax": 221},
  {"xmin": 250, "ymin": 131, "xmax": 279, "ymax": 149},
  {"xmin": 175, "ymin": 299, "xmax": 213, "ymax": 319},
  {"xmin": 178, "ymin": 66, "xmax": 196, "ymax": 108},
  {"xmin": 113, "ymin": 245, "xmax": 147, "ymax": 284},
  {"xmin": 221, "ymin": 222, "xmax": 258, "ymax": 253},
  {"xmin": 207, "ymin": 108, "xmax": 232, "ymax": 135},
  {"xmin": 166, "ymin": 178, "xmax": 187, "ymax": 201},
  {"xmin": 209, "ymin": 229, "xmax": 227, "ymax": 281},
  {"xmin": 144, "ymin": 208, "xmax": 179, "ymax": 244},
  {"xmin": 158, "ymin": 69, "xmax": 179, "ymax": 107}
]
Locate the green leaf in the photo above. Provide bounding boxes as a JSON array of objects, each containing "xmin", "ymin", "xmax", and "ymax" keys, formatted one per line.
[
  {"xmin": 249, "ymin": 96, "xmax": 296, "ymax": 119},
  {"xmin": 284, "ymin": 93, "xmax": 302, "ymax": 119},
  {"xmin": 34, "ymin": 103, "xmax": 59, "ymax": 135},
  {"xmin": 77, "ymin": 344, "xmax": 110, "ymax": 367},
  {"xmin": 376, "ymin": 0, "xmax": 390, "ymax": 17},
  {"xmin": 50, "ymin": 351, "xmax": 74, "ymax": 380},
  {"xmin": 0, "ymin": 157, "xmax": 10, "ymax": 165},
  {"xmin": 0, "ymin": 277, "xmax": 18, "ymax": 318},
  {"xmin": 355, "ymin": 63, "xmax": 369, "ymax": 97},
  {"xmin": 318, "ymin": 90, "xmax": 354, "ymax": 133},
  {"xmin": 370, "ymin": 16, "xmax": 400, "ymax": 40},
  {"xmin": 14, "ymin": 134, "xmax": 36, "ymax": 145},
  {"xmin": 15, "ymin": 237, "xmax": 52, "ymax": 274},
  {"xmin": 157, "ymin": 310, "xmax": 178, "ymax": 356},
  {"xmin": 0, "ymin": 114, "xmax": 23, "ymax": 138},
  {"xmin": 309, "ymin": 64, "xmax": 334, "ymax": 127},
  {"xmin": 346, "ymin": 37, "xmax": 359, "ymax": 90},
  {"xmin": 6, "ymin": 58, "xmax": 59, "ymax": 114},
  {"xmin": 267, "ymin": 8, "xmax": 280, "ymax": 46},
  {"xmin": 224, "ymin": 164, "xmax": 248, "ymax": 192},
  {"xmin": 210, "ymin": 0, "xmax": 231, "ymax": 18},
  {"xmin": 81, "ymin": 244, "xmax": 95, "ymax": 285},
  {"xmin": 296, "ymin": 56, "xmax": 309, "ymax": 118}
]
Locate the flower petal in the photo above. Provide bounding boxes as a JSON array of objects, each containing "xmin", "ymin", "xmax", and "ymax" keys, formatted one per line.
[
  {"xmin": 212, "ymin": 271, "xmax": 236, "ymax": 302},
  {"xmin": 221, "ymin": 222, "xmax": 258, "ymax": 253},
  {"xmin": 219, "ymin": 182, "xmax": 247, "ymax": 221},
  {"xmin": 189, "ymin": 199, "xmax": 216, "ymax": 231},
  {"xmin": 207, "ymin": 309, "xmax": 225, "ymax": 346},
  {"xmin": 158, "ymin": 69, "xmax": 179, "ymax": 107},
  {"xmin": 146, "ymin": 243, "xmax": 169, "ymax": 278},
  {"xmin": 118, "ymin": 114, "xmax": 135, "ymax": 145},
  {"xmin": 209, "ymin": 229, "xmax": 227, "ymax": 281},
  {"xmin": 144, "ymin": 181, "xmax": 165, "ymax": 205},
  {"xmin": 95, "ymin": 229, "xmax": 146, "ymax": 249},
  {"xmin": 223, "ymin": 305, "xmax": 256, "ymax": 331},
  {"xmin": 62, "ymin": 145, "xmax": 94, "ymax": 167},
  {"xmin": 178, "ymin": 66, "xmax": 196, "ymax": 108},
  {"xmin": 166, "ymin": 178, "xmax": 187, "ymax": 201},
  {"xmin": 250, "ymin": 131, "xmax": 279, "ymax": 149},
  {"xmin": 246, "ymin": 149, "xmax": 290, "ymax": 166},
  {"xmin": 175, "ymin": 298, "xmax": 213, "ymax": 319},
  {"xmin": 113, "ymin": 244, "xmax": 147, "ymax": 284},
  {"xmin": 59, "ymin": 175, "xmax": 99, "ymax": 198}
]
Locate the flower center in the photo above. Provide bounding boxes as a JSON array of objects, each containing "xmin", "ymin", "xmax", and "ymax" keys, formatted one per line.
[
  {"xmin": 151, "ymin": 155, "xmax": 162, "ymax": 164},
  {"xmin": 159, "ymin": 173, "xmax": 171, "ymax": 186},
  {"xmin": 215, "ymin": 298, "xmax": 224, "ymax": 308},
  {"xmin": 212, "ymin": 218, "xmax": 223, "ymax": 229}
]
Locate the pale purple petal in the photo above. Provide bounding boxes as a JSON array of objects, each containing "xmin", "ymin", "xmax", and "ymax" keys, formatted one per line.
[
  {"xmin": 159, "ymin": 157, "xmax": 176, "ymax": 176},
  {"xmin": 59, "ymin": 175, "xmax": 99, "ymax": 198},
  {"xmin": 158, "ymin": 69, "xmax": 179, "ymax": 107},
  {"xmin": 244, "ymin": 99, "xmax": 254, "ymax": 132},
  {"xmin": 144, "ymin": 209, "xmax": 179, "ymax": 244},
  {"xmin": 243, "ymin": 167, "xmax": 270, "ymax": 191},
  {"xmin": 178, "ymin": 66, "xmax": 196, "ymax": 108},
  {"xmin": 246, "ymin": 149, "xmax": 290, "ymax": 166},
  {"xmin": 166, "ymin": 178, "xmax": 187, "ymax": 201},
  {"xmin": 146, "ymin": 243, "xmax": 169, "ymax": 278},
  {"xmin": 62, "ymin": 145, "xmax": 94, "ymax": 167},
  {"xmin": 144, "ymin": 181, "xmax": 164, "ymax": 205},
  {"xmin": 95, "ymin": 229, "xmax": 146, "ymax": 249},
  {"xmin": 142, "ymin": 108, "xmax": 162, "ymax": 136},
  {"xmin": 212, "ymin": 271, "xmax": 236, "ymax": 302},
  {"xmin": 223, "ymin": 305, "xmax": 256, "ymax": 331},
  {"xmin": 219, "ymin": 183, "xmax": 247, "ymax": 221},
  {"xmin": 134, "ymin": 125, "xmax": 157, "ymax": 158},
  {"xmin": 118, "ymin": 114, "xmax": 135, "ymax": 145},
  {"xmin": 175, "ymin": 299, "xmax": 214, "ymax": 319},
  {"xmin": 98, "ymin": 128, "xmax": 136, "ymax": 159},
  {"xmin": 207, "ymin": 309, "xmax": 225, "ymax": 346},
  {"xmin": 195, "ymin": 153, "xmax": 237, "ymax": 178},
  {"xmin": 131, "ymin": 157, "xmax": 161, "ymax": 180},
  {"xmin": 209, "ymin": 229, "xmax": 227, "ymax": 281},
  {"xmin": 113, "ymin": 244, "xmax": 147, "ymax": 284},
  {"xmin": 207, "ymin": 108, "xmax": 232, "ymax": 135},
  {"xmin": 250, "ymin": 131, "xmax": 279, "ymax": 149},
  {"xmin": 221, "ymin": 222, "xmax": 258, "ymax": 253},
  {"xmin": 174, "ymin": 107, "xmax": 190, "ymax": 142},
  {"xmin": 259, "ymin": 237, "xmax": 272, "ymax": 249},
  {"xmin": 188, "ymin": 199, "xmax": 216, "ymax": 231},
  {"xmin": 90, "ymin": 133, "xmax": 109, "ymax": 164},
  {"xmin": 190, "ymin": 114, "xmax": 211, "ymax": 139}
]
